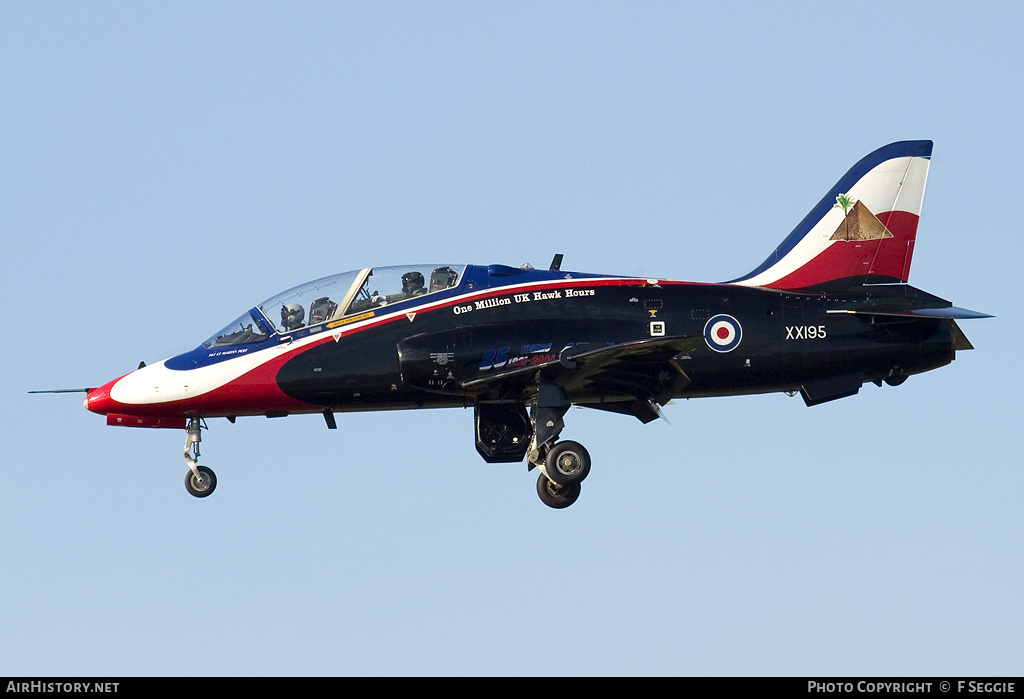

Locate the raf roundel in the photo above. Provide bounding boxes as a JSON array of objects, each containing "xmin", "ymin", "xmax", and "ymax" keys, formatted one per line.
[{"xmin": 704, "ymin": 314, "xmax": 742, "ymax": 353}]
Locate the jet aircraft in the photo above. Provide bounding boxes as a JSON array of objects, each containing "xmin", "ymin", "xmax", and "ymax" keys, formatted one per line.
[{"xmin": 37, "ymin": 141, "xmax": 991, "ymax": 508}]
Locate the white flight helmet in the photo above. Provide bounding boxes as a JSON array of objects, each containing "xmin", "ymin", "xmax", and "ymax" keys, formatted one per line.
[{"xmin": 281, "ymin": 304, "xmax": 305, "ymax": 330}]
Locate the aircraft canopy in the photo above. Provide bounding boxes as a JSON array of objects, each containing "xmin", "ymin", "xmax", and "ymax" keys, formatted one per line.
[{"xmin": 203, "ymin": 264, "xmax": 466, "ymax": 349}]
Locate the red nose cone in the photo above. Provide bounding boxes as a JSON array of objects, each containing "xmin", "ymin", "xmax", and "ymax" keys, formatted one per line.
[{"xmin": 85, "ymin": 376, "xmax": 123, "ymax": 415}]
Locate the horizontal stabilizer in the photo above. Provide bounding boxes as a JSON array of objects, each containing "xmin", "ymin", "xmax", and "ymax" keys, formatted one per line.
[{"xmin": 826, "ymin": 306, "xmax": 993, "ymax": 320}]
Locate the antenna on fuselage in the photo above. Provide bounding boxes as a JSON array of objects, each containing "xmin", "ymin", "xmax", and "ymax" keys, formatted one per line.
[{"xmin": 549, "ymin": 254, "xmax": 564, "ymax": 271}]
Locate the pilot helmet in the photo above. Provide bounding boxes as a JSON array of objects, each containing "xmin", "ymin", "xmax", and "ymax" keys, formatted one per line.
[
  {"xmin": 281, "ymin": 304, "xmax": 305, "ymax": 330},
  {"xmin": 429, "ymin": 267, "xmax": 458, "ymax": 291},
  {"xmin": 401, "ymin": 271, "xmax": 425, "ymax": 294}
]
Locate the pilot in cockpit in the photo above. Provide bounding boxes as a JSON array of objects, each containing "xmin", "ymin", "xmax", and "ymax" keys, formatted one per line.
[
  {"xmin": 393, "ymin": 271, "xmax": 426, "ymax": 300},
  {"xmin": 381, "ymin": 271, "xmax": 428, "ymax": 304},
  {"xmin": 281, "ymin": 304, "xmax": 306, "ymax": 331},
  {"xmin": 429, "ymin": 267, "xmax": 459, "ymax": 292},
  {"xmin": 347, "ymin": 271, "xmax": 425, "ymax": 314}
]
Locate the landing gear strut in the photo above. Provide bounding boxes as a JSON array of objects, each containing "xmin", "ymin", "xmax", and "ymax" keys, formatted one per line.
[
  {"xmin": 528, "ymin": 385, "xmax": 590, "ymax": 509},
  {"xmin": 183, "ymin": 417, "xmax": 217, "ymax": 498}
]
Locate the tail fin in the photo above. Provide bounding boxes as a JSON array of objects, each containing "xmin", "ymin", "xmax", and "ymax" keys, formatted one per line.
[{"xmin": 729, "ymin": 141, "xmax": 932, "ymax": 290}]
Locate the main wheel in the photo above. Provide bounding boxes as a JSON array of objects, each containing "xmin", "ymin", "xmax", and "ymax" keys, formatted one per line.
[
  {"xmin": 544, "ymin": 440, "xmax": 591, "ymax": 486},
  {"xmin": 185, "ymin": 465, "xmax": 217, "ymax": 498},
  {"xmin": 536, "ymin": 473, "xmax": 581, "ymax": 509}
]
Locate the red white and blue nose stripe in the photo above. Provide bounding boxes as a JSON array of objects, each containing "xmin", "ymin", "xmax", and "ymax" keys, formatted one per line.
[{"xmin": 704, "ymin": 314, "xmax": 742, "ymax": 352}]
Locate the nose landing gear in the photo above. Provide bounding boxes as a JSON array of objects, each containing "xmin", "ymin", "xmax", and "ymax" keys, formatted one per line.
[
  {"xmin": 185, "ymin": 465, "xmax": 217, "ymax": 497},
  {"xmin": 183, "ymin": 417, "xmax": 217, "ymax": 498}
]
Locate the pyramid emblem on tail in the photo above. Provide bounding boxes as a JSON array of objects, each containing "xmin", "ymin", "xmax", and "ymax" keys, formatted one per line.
[{"xmin": 830, "ymin": 194, "xmax": 893, "ymax": 242}]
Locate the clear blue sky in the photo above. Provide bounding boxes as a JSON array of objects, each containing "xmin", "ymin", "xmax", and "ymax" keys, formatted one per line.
[{"xmin": 2, "ymin": 1, "xmax": 1018, "ymax": 676}]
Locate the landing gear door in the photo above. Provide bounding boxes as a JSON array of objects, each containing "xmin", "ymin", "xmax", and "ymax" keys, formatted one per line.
[{"xmin": 474, "ymin": 403, "xmax": 532, "ymax": 463}]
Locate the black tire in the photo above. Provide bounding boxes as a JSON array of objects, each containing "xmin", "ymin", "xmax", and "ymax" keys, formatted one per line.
[
  {"xmin": 536, "ymin": 473, "xmax": 581, "ymax": 509},
  {"xmin": 544, "ymin": 440, "xmax": 591, "ymax": 486},
  {"xmin": 185, "ymin": 465, "xmax": 217, "ymax": 498}
]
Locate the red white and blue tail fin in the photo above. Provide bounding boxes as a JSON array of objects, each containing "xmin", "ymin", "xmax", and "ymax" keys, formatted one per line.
[{"xmin": 729, "ymin": 141, "xmax": 932, "ymax": 290}]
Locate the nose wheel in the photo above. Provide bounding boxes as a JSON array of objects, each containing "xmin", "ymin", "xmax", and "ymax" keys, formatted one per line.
[
  {"xmin": 185, "ymin": 465, "xmax": 217, "ymax": 498},
  {"xmin": 183, "ymin": 417, "xmax": 217, "ymax": 498}
]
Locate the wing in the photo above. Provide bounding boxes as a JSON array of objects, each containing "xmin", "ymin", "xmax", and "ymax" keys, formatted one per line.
[{"xmin": 461, "ymin": 335, "xmax": 701, "ymax": 423}]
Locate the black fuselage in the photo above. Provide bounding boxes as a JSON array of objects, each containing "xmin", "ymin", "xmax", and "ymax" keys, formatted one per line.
[{"xmin": 272, "ymin": 271, "xmax": 956, "ymax": 414}]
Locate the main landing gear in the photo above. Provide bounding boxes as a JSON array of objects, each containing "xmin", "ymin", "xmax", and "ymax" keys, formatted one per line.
[
  {"xmin": 528, "ymin": 385, "xmax": 592, "ymax": 509},
  {"xmin": 534, "ymin": 440, "xmax": 591, "ymax": 508},
  {"xmin": 183, "ymin": 417, "xmax": 217, "ymax": 498}
]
